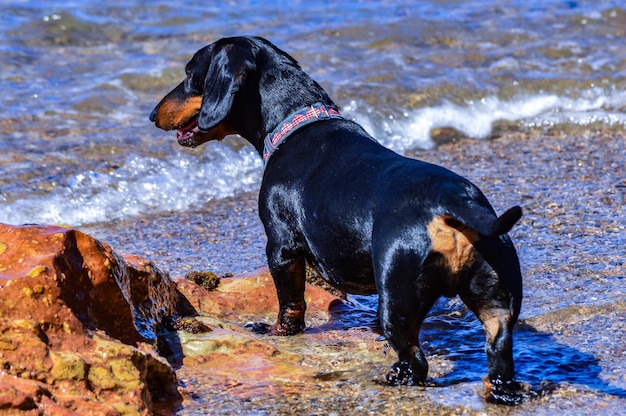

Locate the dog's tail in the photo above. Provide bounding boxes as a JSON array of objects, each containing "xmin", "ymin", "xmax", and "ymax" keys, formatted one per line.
[
  {"xmin": 485, "ymin": 205, "xmax": 523, "ymax": 236},
  {"xmin": 447, "ymin": 204, "xmax": 523, "ymax": 237}
]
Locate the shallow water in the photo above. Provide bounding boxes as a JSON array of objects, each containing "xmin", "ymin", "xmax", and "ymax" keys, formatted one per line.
[
  {"xmin": 1, "ymin": 1, "xmax": 626, "ymax": 414},
  {"xmin": 1, "ymin": 0, "xmax": 625, "ymax": 225}
]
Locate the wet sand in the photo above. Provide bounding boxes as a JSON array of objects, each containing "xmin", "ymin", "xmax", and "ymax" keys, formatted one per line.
[{"xmin": 82, "ymin": 129, "xmax": 626, "ymax": 414}]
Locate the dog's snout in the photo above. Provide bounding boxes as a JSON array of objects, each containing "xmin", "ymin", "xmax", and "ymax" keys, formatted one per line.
[{"xmin": 149, "ymin": 107, "xmax": 157, "ymax": 123}]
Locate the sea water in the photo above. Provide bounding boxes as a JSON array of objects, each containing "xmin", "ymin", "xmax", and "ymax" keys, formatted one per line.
[{"xmin": 1, "ymin": 0, "xmax": 624, "ymax": 226}]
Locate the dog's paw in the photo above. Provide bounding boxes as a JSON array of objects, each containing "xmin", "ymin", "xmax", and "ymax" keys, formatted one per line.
[
  {"xmin": 245, "ymin": 321, "xmax": 304, "ymax": 336},
  {"xmin": 386, "ymin": 361, "xmax": 423, "ymax": 386},
  {"xmin": 267, "ymin": 322, "xmax": 304, "ymax": 336},
  {"xmin": 481, "ymin": 377, "xmax": 540, "ymax": 406}
]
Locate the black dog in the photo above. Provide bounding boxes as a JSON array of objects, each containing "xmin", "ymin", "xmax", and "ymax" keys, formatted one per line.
[{"xmin": 151, "ymin": 36, "xmax": 525, "ymax": 404}]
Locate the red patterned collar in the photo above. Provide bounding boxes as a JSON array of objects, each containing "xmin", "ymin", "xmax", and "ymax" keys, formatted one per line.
[{"xmin": 263, "ymin": 103, "xmax": 343, "ymax": 165}]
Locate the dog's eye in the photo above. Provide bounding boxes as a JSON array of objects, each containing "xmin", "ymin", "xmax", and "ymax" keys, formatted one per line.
[{"xmin": 184, "ymin": 72, "xmax": 193, "ymax": 90}]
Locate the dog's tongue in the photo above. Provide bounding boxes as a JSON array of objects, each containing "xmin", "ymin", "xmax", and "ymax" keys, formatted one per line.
[
  {"xmin": 176, "ymin": 118, "xmax": 199, "ymax": 142},
  {"xmin": 176, "ymin": 130, "xmax": 194, "ymax": 142}
]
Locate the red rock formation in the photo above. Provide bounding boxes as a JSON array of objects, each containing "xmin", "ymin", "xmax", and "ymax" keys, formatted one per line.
[
  {"xmin": 174, "ymin": 267, "xmax": 340, "ymax": 322},
  {"xmin": 0, "ymin": 222, "xmax": 387, "ymax": 414},
  {"xmin": 0, "ymin": 223, "xmax": 182, "ymax": 414}
]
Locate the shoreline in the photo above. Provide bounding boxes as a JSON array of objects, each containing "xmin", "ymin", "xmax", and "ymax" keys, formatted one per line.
[{"xmin": 81, "ymin": 129, "xmax": 626, "ymax": 413}]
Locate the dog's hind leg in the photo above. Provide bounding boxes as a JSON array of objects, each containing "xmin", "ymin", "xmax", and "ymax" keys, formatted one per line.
[
  {"xmin": 458, "ymin": 263, "xmax": 525, "ymax": 405},
  {"xmin": 375, "ymin": 245, "xmax": 440, "ymax": 386}
]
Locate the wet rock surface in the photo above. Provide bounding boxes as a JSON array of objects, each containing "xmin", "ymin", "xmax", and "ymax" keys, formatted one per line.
[{"xmin": 0, "ymin": 224, "xmax": 182, "ymax": 414}]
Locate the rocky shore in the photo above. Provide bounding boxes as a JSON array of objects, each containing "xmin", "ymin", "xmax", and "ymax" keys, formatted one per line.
[
  {"xmin": 0, "ymin": 223, "xmax": 182, "ymax": 414},
  {"xmin": 1, "ymin": 129, "xmax": 625, "ymax": 415}
]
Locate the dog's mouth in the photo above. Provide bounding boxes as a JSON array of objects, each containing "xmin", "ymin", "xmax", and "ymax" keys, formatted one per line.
[
  {"xmin": 176, "ymin": 116, "xmax": 201, "ymax": 147},
  {"xmin": 174, "ymin": 114, "xmax": 233, "ymax": 148}
]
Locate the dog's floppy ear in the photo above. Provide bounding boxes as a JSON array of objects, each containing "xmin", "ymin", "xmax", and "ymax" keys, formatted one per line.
[{"xmin": 198, "ymin": 42, "xmax": 256, "ymax": 131}]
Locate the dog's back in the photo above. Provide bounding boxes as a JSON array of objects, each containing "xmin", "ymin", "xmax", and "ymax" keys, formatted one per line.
[{"xmin": 260, "ymin": 116, "xmax": 521, "ymax": 299}]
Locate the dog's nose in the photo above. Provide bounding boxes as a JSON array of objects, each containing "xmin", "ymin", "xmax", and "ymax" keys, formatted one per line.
[{"xmin": 149, "ymin": 107, "xmax": 157, "ymax": 122}]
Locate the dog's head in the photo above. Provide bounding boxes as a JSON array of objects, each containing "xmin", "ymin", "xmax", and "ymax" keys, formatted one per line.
[
  {"xmin": 150, "ymin": 36, "xmax": 261, "ymax": 148},
  {"xmin": 150, "ymin": 36, "xmax": 334, "ymax": 152}
]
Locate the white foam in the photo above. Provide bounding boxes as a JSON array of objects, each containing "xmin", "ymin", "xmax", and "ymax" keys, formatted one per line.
[
  {"xmin": 1, "ymin": 88, "xmax": 624, "ymax": 226},
  {"xmin": 345, "ymin": 88, "xmax": 626, "ymax": 153},
  {"xmin": 0, "ymin": 144, "xmax": 262, "ymax": 226}
]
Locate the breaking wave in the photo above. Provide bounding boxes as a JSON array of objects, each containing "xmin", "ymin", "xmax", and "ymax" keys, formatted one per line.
[{"xmin": 1, "ymin": 88, "xmax": 624, "ymax": 226}]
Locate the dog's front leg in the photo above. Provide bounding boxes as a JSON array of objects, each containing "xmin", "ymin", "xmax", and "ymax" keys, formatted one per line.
[{"xmin": 267, "ymin": 251, "xmax": 307, "ymax": 336}]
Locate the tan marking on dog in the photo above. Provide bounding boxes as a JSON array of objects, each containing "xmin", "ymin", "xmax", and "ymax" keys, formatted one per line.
[
  {"xmin": 427, "ymin": 215, "xmax": 479, "ymax": 275},
  {"xmin": 479, "ymin": 308, "xmax": 511, "ymax": 344},
  {"xmin": 154, "ymin": 95, "xmax": 203, "ymax": 130}
]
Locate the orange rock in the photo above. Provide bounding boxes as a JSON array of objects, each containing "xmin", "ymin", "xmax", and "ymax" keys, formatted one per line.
[
  {"xmin": 0, "ymin": 223, "xmax": 182, "ymax": 345},
  {"xmin": 174, "ymin": 267, "xmax": 341, "ymax": 323},
  {"xmin": 0, "ymin": 376, "xmax": 47, "ymax": 411},
  {"xmin": 0, "ymin": 222, "xmax": 389, "ymax": 414},
  {"xmin": 168, "ymin": 267, "xmax": 378, "ymax": 404},
  {"xmin": 0, "ymin": 223, "xmax": 182, "ymax": 414}
]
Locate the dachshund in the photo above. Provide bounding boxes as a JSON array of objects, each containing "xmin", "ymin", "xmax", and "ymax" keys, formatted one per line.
[{"xmin": 150, "ymin": 36, "xmax": 526, "ymax": 404}]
